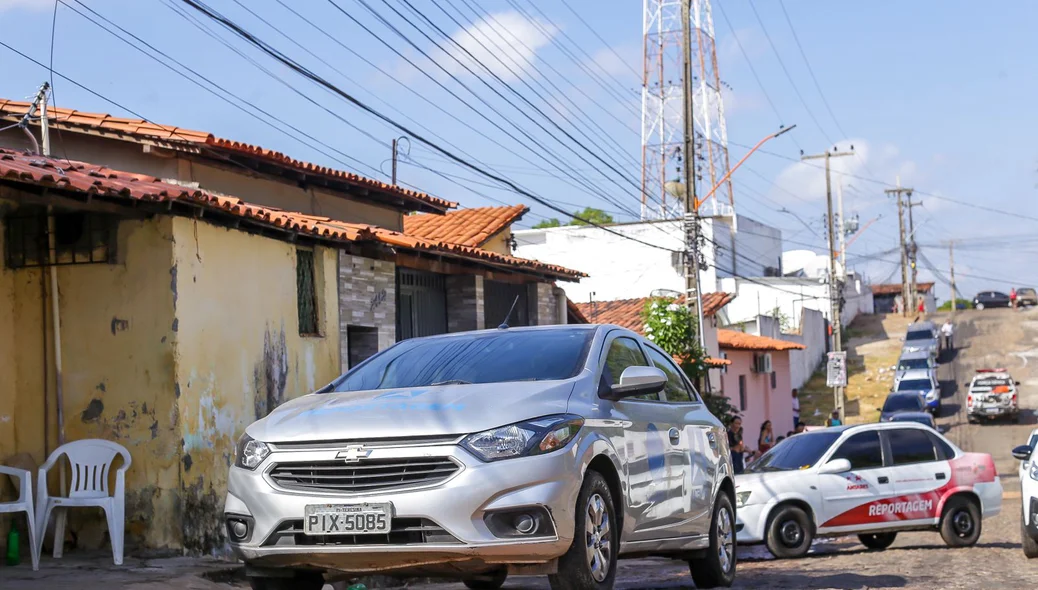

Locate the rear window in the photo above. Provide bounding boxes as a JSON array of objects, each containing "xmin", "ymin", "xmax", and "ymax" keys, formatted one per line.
[
  {"xmin": 897, "ymin": 379, "xmax": 933, "ymax": 392},
  {"xmin": 746, "ymin": 431, "xmax": 841, "ymax": 473},
  {"xmin": 1020, "ymin": 288, "xmax": 1036, "ymax": 296},
  {"xmin": 898, "ymin": 358, "xmax": 930, "ymax": 371},
  {"xmin": 883, "ymin": 394, "xmax": 924, "ymax": 412},
  {"xmin": 906, "ymin": 329, "xmax": 933, "ymax": 341},
  {"xmin": 332, "ymin": 329, "xmax": 594, "ymax": 392}
]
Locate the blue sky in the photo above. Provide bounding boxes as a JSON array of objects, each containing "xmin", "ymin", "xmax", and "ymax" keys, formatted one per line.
[{"xmin": 2, "ymin": 0, "xmax": 1036, "ymax": 299}]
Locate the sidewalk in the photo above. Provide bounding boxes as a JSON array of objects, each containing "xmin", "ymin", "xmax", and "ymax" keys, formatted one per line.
[{"xmin": 0, "ymin": 551, "xmax": 247, "ymax": 590}]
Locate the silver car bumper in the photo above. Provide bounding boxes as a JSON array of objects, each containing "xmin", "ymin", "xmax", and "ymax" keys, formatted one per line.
[{"xmin": 225, "ymin": 441, "xmax": 583, "ymax": 574}]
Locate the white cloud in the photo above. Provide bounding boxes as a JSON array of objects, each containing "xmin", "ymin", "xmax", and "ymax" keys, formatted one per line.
[
  {"xmin": 719, "ymin": 27, "xmax": 767, "ymax": 65},
  {"xmin": 588, "ymin": 43, "xmax": 639, "ymax": 79},
  {"xmin": 433, "ymin": 11, "xmax": 557, "ymax": 83}
]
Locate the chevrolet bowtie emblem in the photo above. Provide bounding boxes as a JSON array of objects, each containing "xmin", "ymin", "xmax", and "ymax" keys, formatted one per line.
[{"xmin": 337, "ymin": 445, "xmax": 372, "ymax": 463}]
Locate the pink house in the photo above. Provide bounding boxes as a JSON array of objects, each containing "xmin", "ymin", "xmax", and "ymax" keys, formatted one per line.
[{"xmin": 717, "ymin": 329, "xmax": 806, "ymax": 453}]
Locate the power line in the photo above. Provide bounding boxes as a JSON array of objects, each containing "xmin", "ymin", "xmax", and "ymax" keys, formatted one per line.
[
  {"xmin": 557, "ymin": 0, "xmax": 641, "ymax": 79},
  {"xmin": 177, "ymin": 0, "xmax": 681, "ymax": 253}
]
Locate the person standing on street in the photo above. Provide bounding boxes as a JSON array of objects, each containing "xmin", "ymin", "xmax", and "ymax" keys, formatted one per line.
[
  {"xmin": 758, "ymin": 420, "xmax": 775, "ymax": 455},
  {"xmin": 727, "ymin": 417, "xmax": 746, "ymax": 474},
  {"xmin": 917, "ymin": 299, "xmax": 926, "ymax": 314},
  {"xmin": 826, "ymin": 410, "xmax": 842, "ymax": 427},
  {"xmin": 792, "ymin": 388, "xmax": 801, "ymax": 427},
  {"xmin": 1011, "ymin": 288, "xmax": 1018, "ymax": 309},
  {"xmin": 941, "ymin": 319, "xmax": 954, "ymax": 351}
]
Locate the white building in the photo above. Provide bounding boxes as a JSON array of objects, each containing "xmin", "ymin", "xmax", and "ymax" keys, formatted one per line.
[
  {"xmin": 719, "ymin": 271, "xmax": 873, "ymax": 329},
  {"xmin": 514, "ymin": 215, "xmax": 783, "ymax": 304}
]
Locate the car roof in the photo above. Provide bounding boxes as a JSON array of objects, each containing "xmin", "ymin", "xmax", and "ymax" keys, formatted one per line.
[
  {"xmin": 890, "ymin": 411, "xmax": 934, "ymax": 420},
  {"xmin": 896, "ymin": 368, "xmax": 934, "ymax": 379},
  {"xmin": 886, "ymin": 390, "xmax": 925, "ymax": 398},
  {"xmin": 907, "ymin": 321, "xmax": 936, "ymax": 330},
  {"xmin": 814, "ymin": 421, "xmax": 936, "ymax": 435},
  {"xmin": 898, "ymin": 350, "xmax": 932, "ymax": 360},
  {"xmin": 410, "ymin": 323, "xmax": 601, "ymax": 342}
]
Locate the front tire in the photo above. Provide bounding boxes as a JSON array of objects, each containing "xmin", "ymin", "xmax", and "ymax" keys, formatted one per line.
[
  {"xmin": 688, "ymin": 493, "xmax": 736, "ymax": 588},
  {"xmin": 248, "ymin": 572, "xmax": 324, "ymax": 590},
  {"xmin": 765, "ymin": 505, "xmax": 814, "ymax": 559},
  {"xmin": 549, "ymin": 471, "xmax": 617, "ymax": 590},
  {"xmin": 1023, "ymin": 518, "xmax": 1038, "ymax": 558},
  {"xmin": 464, "ymin": 569, "xmax": 508, "ymax": 590},
  {"xmin": 858, "ymin": 532, "xmax": 897, "ymax": 550},
  {"xmin": 940, "ymin": 496, "xmax": 982, "ymax": 547},
  {"xmin": 976, "ymin": 302, "xmax": 985, "ymax": 310}
]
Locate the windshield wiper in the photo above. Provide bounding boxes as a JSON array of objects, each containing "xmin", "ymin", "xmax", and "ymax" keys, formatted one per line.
[{"xmin": 430, "ymin": 379, "xmax": 473, "ymax": 386}]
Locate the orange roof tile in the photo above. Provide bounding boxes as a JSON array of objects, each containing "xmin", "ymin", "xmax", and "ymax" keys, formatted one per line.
[
  {"xmin": 0, "ymin": 150, "xmax": 583, "ymax": 281},
  {"xmin": 871, "ymin": 282, "xmax": 935, "ymax": 295},
  {"xmin": 0, "ymin": 100, "xmax": 454, "ymax": 214},
  {"xmin": 717, "ymin": 329, "xmax": 806, "ymax": 352},
  {"xmin": 573, "ymin": 293, "xmax": 735, "ymax": 334},
  {"xmin": 404, "ymin": 205, "xmax": 528, "ymax": 247}
]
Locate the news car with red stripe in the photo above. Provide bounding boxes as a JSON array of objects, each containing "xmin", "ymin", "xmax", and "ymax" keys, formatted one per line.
[{"xmin": 734, "ymin": 422, "xmax": 1002, "ymax": 558}]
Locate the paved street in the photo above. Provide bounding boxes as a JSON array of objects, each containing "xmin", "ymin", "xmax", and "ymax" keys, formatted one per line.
[{"xmin": 3, "ymin": 309, "xmax": 1037, "ymax": 590}]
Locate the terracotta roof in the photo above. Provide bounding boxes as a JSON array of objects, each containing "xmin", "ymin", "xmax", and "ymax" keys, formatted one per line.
[
  {"xmin": 871, "ymin": 282, "xmax": 935, "ymax": 295},
  {"xmin": 717, "ymin": 329, "xmax": 806, "ymax": 352},
  {"xmin": 573, "ymin": 293, "xmax": 735, "ymax": 334},
  {"xmin": 0, "ymin": 100, "xmax": 454, "ymax": 214},
  {"xmin": 0, "ymin": 150, "xmax": 583, "ymax": 280},
  {"xmin": 404, "ymin": 205, "xmax": 527, "ymax": 247}
]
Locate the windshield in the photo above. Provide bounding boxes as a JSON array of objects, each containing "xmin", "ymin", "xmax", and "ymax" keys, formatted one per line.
[
  {"xmin": 906, "ymin": 329, "xmax": 933, "ymax": 341},
  {"xmin": 746, "ymin": 431, "xmax": 841, "ymax": 473},
  {"xmin": 892, "ymin": 414, "xmax": 932, "ymax": 426},
  {"xmin": 884, "ymin": 394, "xmax": 924, "ymax": 412},
  {"xmin": 897, "ymin": 379, "xmax": 933, "ymax": 392},
  {"xmin": 898, "ymin": 358, "xmax": 930, "ymax": 371},
  {"xmin": 1020, "ymin": 289, "xmax": 1036, "ymax": 296},
  {"xmin": 332, "ymin": 329, "xmax": 593, "ymax": 392}
]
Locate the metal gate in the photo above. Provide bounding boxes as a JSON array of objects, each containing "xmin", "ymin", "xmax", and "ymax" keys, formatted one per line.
[
  {"xmin": 484, "ymin": 280, "xmax": 529, "ymax": 328},
  {"xmin": 397, "ymin": 268, "xmax": 447, "ymax": 341}
]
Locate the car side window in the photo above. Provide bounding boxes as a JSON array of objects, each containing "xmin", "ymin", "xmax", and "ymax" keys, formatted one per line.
[
  {"xmin": 644, "ymin": 346, "xmax": 695, "ymax": 403},
  {"xmin": 603, "ymin": 336, "xmax": 658, "ymax": 401},
  {"xmin": 888, "ymin": 429, "xmax": 939, "ymax": 465},
  {"xmin": 829, "ymin": 431, "xmax": 883, "ymax": 470},
  {"xmin": 928, "ymin": 433, "xmax": 956, "ymax": 460}
]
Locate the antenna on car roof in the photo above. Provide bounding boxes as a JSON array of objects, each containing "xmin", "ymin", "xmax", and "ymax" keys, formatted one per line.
[{"xmin": 498, "ymin": 295, "xmax": 520, "ymax": 329}]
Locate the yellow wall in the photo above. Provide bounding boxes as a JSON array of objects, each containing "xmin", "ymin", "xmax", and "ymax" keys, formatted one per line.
[
  {"xmin": 0, "ymin": 130, "xmax": 404, "ymax": 230},
  {"xmin": 482, "ymin": 229, "xmax": 513, "ymax": 255},
  {"xmin": 0, "ymin": 196, "xmax": 182, "ymax": 548},
  {"xmin": 170, "ymin": 217, "xmax": 340, "ymax": 552}
]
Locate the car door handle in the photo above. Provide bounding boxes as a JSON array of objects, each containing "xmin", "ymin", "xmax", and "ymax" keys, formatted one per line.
[
  {"xmin": 936, "ymin": 472, "xmax": 946, "ymax": 480},
  {"xmin": 877, "ymin": 476, "xmax": 889, "ymax": 484},
  {"xmin": 706, "ymin": 431, "xmax": 717, "ymax": 449},
  {"xmin": 668, "ymin": 428, "xmax": 681, "ymax": 444}
]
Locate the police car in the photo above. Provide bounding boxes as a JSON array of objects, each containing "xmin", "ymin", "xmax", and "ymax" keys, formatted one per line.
[
  {"xmin": 734, "ymin": 422, "xmax": 1002, "ymax": 558},
  {"xmin": 967, "ymin": 368, "xmax": 1021, "ymax": 423},
  {"xmin": 1011, "ymin": 428, "xmax": 1038, "ymax": 558}
]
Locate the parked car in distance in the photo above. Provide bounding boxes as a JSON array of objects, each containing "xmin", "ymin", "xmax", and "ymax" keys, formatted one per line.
[
  {"xmin": 894, "ymin": 369, "xmax": 941, "ymax": 414},
  {"xmin": 896, "ymin": 350, "xmax": 936, "ymax": 373},
  {"xmin": 225, "ymin": 325, "xmax": 737, "ymax": 590},
  {"xmin": 889, "ymin": 411, "xmax": 938, "ymax": 431},
  {"xmin": 879, "ymin": 391, "xmax": 927, "ymax": 421},
  {"xmin": 1017, "ymin": 288, "xmax": 1038, "ymax": 307},
  {"xmin": 902, "ymin": 321, "xmax": 939, "ymax": 357},
  {"xmin": 967, "ymin": 368, "xmax": 1020, "ymax": 424},
  {"xmin": 1011, "ymin": 428, "xmax": 1038, "ymax": 558},
  {"xmin": 735, "ymin": 423, "xmax": 1002, "ymax": 559},
  {"xmin": 973, "ymin": 291, "xmax": 1012, "ymax": 310}
]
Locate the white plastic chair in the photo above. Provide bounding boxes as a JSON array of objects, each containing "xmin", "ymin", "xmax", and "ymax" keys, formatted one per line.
[
  {"xmin": 36, "ymin": 440, "xmax": 131, "ymax": 565},
  {"xmin": 0, "ymin": 465, "xmax": 38, "ymax": 570}
]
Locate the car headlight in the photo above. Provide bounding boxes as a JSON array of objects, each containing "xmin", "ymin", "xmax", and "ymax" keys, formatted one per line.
[
  {"xmin": 736, "ymin": 491, "xmax": 752, "ymax": 507},
  {"xmin": 235, "ymin": 433, "xmax": 270, "ymax": 470},
  {"xmin": 1030, "ymin": 461, "xmax": 1038, "ymax": 482},
  {"xmin": 926, "ymin": 389, "xmax": 938, "ymax": 400},
  {"xmin": 462, "ymin": 414, "xmax": 583, "ymax": 462}
]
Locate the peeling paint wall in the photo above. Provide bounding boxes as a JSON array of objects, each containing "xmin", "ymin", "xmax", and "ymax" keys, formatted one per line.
[
  {"xmin": 0, "ymin": 197, "xmax": 181, "ymax": 549},
  {"xmin": 170, "ymin": 217, "xmax": 340, "ymax": 553}
]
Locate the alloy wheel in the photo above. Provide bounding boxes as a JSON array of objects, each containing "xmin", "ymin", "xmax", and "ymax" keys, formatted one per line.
[
  {"xmin": 584, "ymin": 493, "xmax": 611, "ymax": 583},
  {"xmin": 717, "ymin": 504, "xmax": 734, "ymax": 573}
]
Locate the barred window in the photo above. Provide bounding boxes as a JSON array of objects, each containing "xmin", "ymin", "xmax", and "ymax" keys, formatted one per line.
[
  {"xmin": 4, "ymin": 208, "xmax": 116, "ymax": 268},
  {"xmin": 296, "ymin": 249, "xmax": 320, "ymax": 336}
]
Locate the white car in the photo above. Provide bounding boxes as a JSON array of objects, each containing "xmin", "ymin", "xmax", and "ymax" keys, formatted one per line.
[
  {"xmin": 1011, "ymin": 428, "xmax": 1038, "ymax": 558},
  {"xmin": 735, "ymin": 422, "xmax": 1002, "ymax": 558},
  {"xmin": 967, "ymin": 368, "xmax": 1020, "ymax": 423}
]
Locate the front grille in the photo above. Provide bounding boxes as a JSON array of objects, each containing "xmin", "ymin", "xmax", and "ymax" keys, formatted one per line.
[
  {"xmin": 262, "ymin": 518, "xmax": 461, "ymax": 546},
  {"xmin": 269, "ymin": 457, "xmax": 460, "ymax": 493}
]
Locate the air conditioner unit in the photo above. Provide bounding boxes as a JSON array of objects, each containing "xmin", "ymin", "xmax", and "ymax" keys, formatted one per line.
[{"xmin": 761, "ymin": 353, "xmax": 774, "ymax": 374}]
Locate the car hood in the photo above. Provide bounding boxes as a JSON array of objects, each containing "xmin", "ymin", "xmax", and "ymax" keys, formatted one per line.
[
  {"xmin": 735, "ymin": 470, "xmax": 809, "ymax": 497},
  {"xmin": 247, "ymin": 380, "xmax": 578, "ymax": 443}
]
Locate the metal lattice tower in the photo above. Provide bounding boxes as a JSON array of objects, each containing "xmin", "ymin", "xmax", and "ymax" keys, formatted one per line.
[{"xmin": 641, "ymin": 0, "xmax": 735, "ymax": 220}]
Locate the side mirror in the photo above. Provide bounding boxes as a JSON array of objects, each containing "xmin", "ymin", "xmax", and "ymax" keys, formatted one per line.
[
  {"xmin": 605, "ymin": 366, "xmax": 667, "ymax": 400},
  {"xmin": 1016, "ymin": 381, "xmax": 1022, "ymax": 386},
  {"xmin": 818, "ymin": 458, "xmax": 852, "ymax": 475},
  {"xmin": 1012, "ymin": 445, "xmax": 1033, "ymax": 461}
]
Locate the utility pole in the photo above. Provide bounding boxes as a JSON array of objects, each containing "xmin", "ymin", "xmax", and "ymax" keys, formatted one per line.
[
  {"xmin": 391, "ymin": 138, "xmax": 398, "ymax": 185},
  {"xmin": 802, "ymin": 148, "xmax": 853, "ymax": 422},
  {"xmin": 885, "ymin": 181, "xmax": 914, "ymax": 316},
  {"xmin": 906, "ymin": 198, "xmax": 922, "ymax": 312},
  {"xmin": 836, "ymin": 172, "xmax": 846, "ymax": 275},
  {"xmin": 680, "ymin": 0, "xmax": 707, "ymax": 358},
  {"xmin": 949, "ymin": 241, "xmax": 957, "ymax": 323}
]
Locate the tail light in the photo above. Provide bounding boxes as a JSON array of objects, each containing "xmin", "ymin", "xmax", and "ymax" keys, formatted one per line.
[
  {"xmin": 1012, "ymin": 393, "xmax": 1018, "ymax": 406},
  {"xmin": 967, "ymin": 394, "xmax": 973, "ymax": 406}
]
